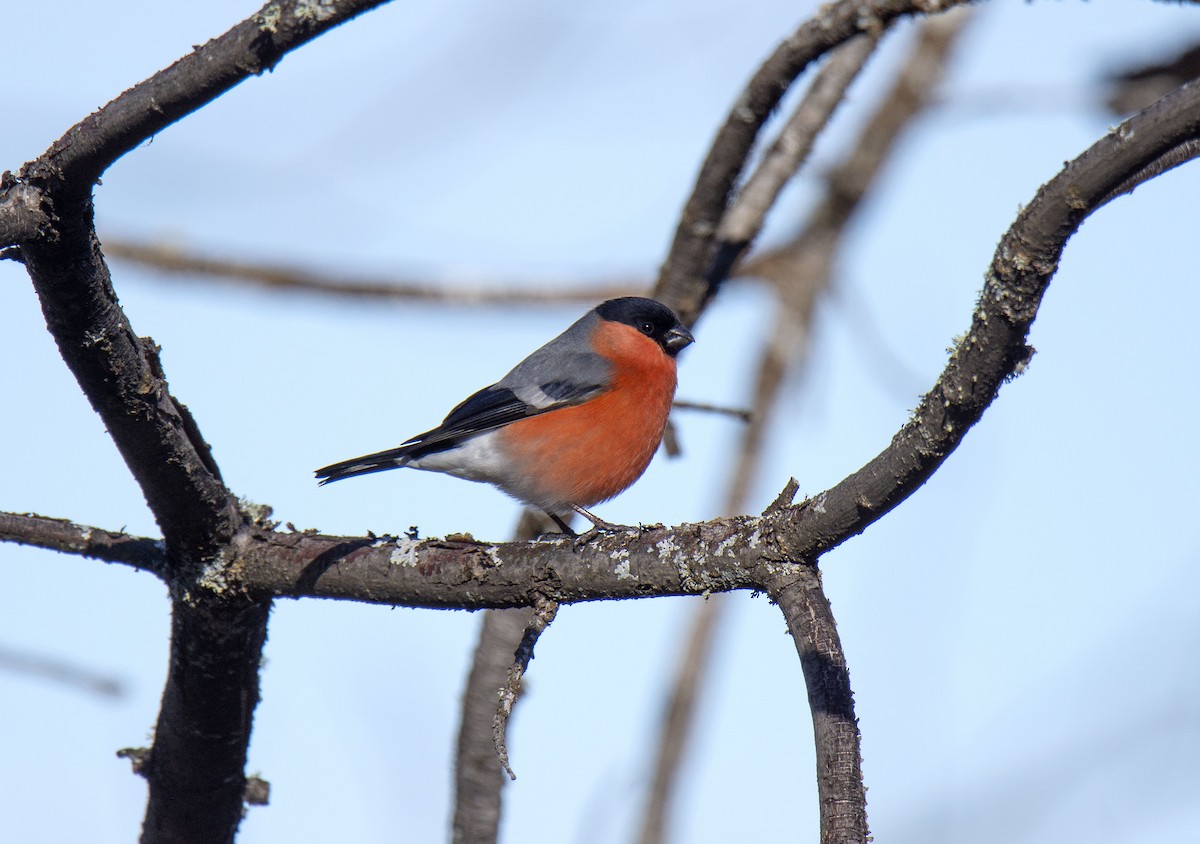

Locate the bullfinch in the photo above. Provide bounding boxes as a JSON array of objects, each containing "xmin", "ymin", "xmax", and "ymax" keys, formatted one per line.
[{"xmin": 315, "ymin": 297, "xmax": 694, "ymax": 534}]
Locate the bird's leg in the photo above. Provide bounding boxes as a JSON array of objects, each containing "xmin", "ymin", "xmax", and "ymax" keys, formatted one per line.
[
  {"xmin": 569, "ymin": 504, "xmax": 636, "ymax": 542},
  {"xmin": 546, "ymin": 512, "xmax": 577, "ymax": 536},
  {"xmin": 543, "ymin": 506, "xmax": 636, "ymax": 545}
]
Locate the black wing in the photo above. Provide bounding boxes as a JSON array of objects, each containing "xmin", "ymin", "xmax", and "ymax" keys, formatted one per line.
[{"xmin": 315, "ymin": 378, "xmax": 605, "ymax": 484}]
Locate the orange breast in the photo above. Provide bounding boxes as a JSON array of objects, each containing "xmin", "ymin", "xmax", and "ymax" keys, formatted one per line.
[{"xmin": 497, "ymin": 322, "xmax": 677, "ymax": 509}]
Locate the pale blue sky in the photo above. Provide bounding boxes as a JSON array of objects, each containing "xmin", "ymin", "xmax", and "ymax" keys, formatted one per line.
[{"xmin": 2, "ymin": 2, "xmax": 1199, "ymax": 842}]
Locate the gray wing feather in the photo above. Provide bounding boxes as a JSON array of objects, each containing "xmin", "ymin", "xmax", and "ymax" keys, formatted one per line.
[{"xmin": 496, "ymin": 311, "xmax": 611, "ymax": 409}]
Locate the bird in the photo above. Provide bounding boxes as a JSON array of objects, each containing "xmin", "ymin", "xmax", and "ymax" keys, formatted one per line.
[{"xmin": 315, "ymin": 297, "xmax": 694, "ymax": 535}]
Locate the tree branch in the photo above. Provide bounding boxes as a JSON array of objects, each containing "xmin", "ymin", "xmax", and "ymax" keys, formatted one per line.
[
  {"xmin": 776, "ymin": 73, "xmax": 1200, "ymax": 565},
  {"xmin": 102, "ymin": 237, "xmax": 644, "ymax": 306},
  {"xmin": 0, "ymin": 511, "xmax": 167, "ymax": 577},
  {"xmin": 22, "ymin": 0, "xmax": 394, "ymax": 197},
  {"xmin": 766, "ymin": 564, "xmax": 866, "ymax": 844},
  {"xmin": 0, "ymin": 5, "xmax": 399, "ymax": 843},
  {"xmin": 715, "ymin": 32, "xmax": 880, "ymax": 247},
  {"xmin": 635, "ymin": 30, "xmax": 888, "ymax": 844},
  {"xmin": 654, "ymin": 0, "xmax": 973, "ymax": 324},
  {"xmin": 237, "ymin": 520, "xmax": 770, "ymax": 607},
  {"xmin": 635, "ymin": 595, "xmax": 724, "ymax": 844},
  {"xmin": 6, "ymin": 4, "xmax": 1200, "ymax": 844},
  {"xmin": 733, "ymin": 6, "xmax": 972, "ymax": 522},
  {"xmin": 493, "ymin": 594, "xmax": 559, "ymax": 781},
  {"xmin": 139, "ymin": 596, "xmax": 272, "ymax": 844},
  {"xmin": 0, "ymin": 179, "xmax": 52, "ymax": 250}
]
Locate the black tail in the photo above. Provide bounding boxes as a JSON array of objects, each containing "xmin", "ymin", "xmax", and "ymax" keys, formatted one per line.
[{"xmin": 314, "ymin": 445, "xmax": 415, "ymax": 485}]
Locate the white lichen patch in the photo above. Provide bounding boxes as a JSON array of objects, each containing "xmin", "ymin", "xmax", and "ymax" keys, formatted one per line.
[
  {"xmin": 388, "ymin": 538, "xmax": 421, "ymax": 567},
  {"xmin": 654, "ymin": 535, "xmax": 682, "ymax": 561},
  {"xmin": 611, "ymin": 547, "xmax": 633, "ymax": 580},
  {"xmin": 745, "ymin": 525, "xmax": 762, "ymax": 550},
  {"xmin": 713, "ymin": 533, "xmax": 739, "ymax": 559},
  {"xmin": 257, "ymin": 3, "xmax": 281, "ymax": 32},
  {"xmin": 810, "ymin": 492, "xmax": 828, "ymax": 515},
  {"xmin": 484, "ymin": 544, "xmax": 504, "ymax": 569},
  {"xmin": 294, "ymin": 0, "xmax": 338, "ymax": 23},
  {"xmin": 64, "ymin": 527, "xmax": 94, "ymax": 554},
  {"xmin": 197, "ymin": 549, "xmax": 232, "ymax": 595}
]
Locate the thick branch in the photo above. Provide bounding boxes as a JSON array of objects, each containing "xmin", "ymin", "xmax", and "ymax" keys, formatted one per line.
[
  {"xmin": 239, "ymin": 520, "xmax": 771, "ymax": 607},
  {"xmin": 140, "ymin": 596, "xmax": 272, "ymax": 844},
  {"xmin": 6, "ymin": 1, "xmax": 394, "ymax": 555},
  {"xmin": 2, "ymin": 6, "xmax": 398, "ymax": 843},
  {"xmin": 766, "ymin": 565, "xmax": 866, "ymax": 844},
  {"xmin": 0, "ymin": 180, "xmax": 52, "ymax": 249}
]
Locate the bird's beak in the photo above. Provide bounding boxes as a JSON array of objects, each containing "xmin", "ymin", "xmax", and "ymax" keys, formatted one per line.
[{"xmin": 663, "ymin": 325, "xmax": 695, "ymax": 355}]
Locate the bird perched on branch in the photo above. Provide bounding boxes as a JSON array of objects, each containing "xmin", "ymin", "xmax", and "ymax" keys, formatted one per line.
[{"xmin": 315, "ymin": 297, "xmax": 694, "ymax": 535}]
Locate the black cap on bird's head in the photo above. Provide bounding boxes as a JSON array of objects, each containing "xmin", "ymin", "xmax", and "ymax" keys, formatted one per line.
[{"xmin": 595, "ymin": 297, "xmax": 694, "ymax": 357}]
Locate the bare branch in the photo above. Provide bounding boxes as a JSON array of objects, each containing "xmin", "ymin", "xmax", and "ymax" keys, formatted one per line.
[
  {"xmin": 103, "ymin": 237, "xmax": 644, "ymax": 306},
  {"xmin": 653, "ymin": 0, "xmax": 973, "ymax": 324},
  {"xmin": 766, "ymin": 564, "xmax": 866, "ymax": 844},
  {"xmin": 0, "ymin": 179, "xmax": 52, "ymax": 249},
  {"xmin": 634, "ymin": 31, "xmax": 888, "ymax": 844},
  {"xmin": 670, "ymin": 400, "xmax": 753, "ymax": 423},
  {"xmin": 238, "ymin": 520, "xmax": 768, "ymax": 608},
  {"xmin": 22, "ymin": 0, "xmax": 395, "ymax": 195},
  {"xmin": 717, "ymin": 33, "xmax": 880, "ymax": 247},
  {"xmin": 1096, "ymin": 136, "xmax": 1200, "ymax": 208},
  {"xmin": 0, "ymin": 511, "xmax": 167, "ymax": 577},
  {"xmin": 638, "ymin": 16, "xmax": 971, "ymax": 841},
  {"xmin": 0, "ymin": 643, "xmax": 125, "ymax": 699},
  {"xmin": 493, "ymin": 594, "xmax": 559, "ymax": 781},
  {"xmin": 0, "ymin": 6, "xmax": 404, "ymax": 843},
  {"xmin": 732, "ymin": 7, "xmax": 972, "ymax": 520},
  {"xmin": 453, "ymin": 609, "xmax": 534, "ymax": 841},
  {"xmin": 6, "ymin": 5, "xmax": 1200, "ymax": 844},
  {"xmin": 777, "ymin": 64, "xmax": 1200, "ymax": 566},
  {"xmin": 140, "ymin": 596, "xmax": 272, "ymax": 844}
]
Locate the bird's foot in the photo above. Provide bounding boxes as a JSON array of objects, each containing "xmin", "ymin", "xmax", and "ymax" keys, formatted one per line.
[{"xmin": 561, "ymin": 505, "xmax": 639, "ymax": 547}]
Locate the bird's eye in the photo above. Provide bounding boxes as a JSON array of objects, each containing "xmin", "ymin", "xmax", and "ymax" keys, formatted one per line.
[{"xmin": 638, "ymin": 321, "xmax": 655, "ymax": 335}]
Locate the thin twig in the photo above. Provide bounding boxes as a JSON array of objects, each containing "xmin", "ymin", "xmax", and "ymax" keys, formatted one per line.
[
  {"xmin": 103, "ymin": 237, "xmax": 644, "ymax": 306},
  {"xmin": 717, "ymin": 32, "xmax": 880, "ymax": 246},
  {"xmin": 1096, "ymin": 136, "xmax": 1200, "ymax": 208},
  {"xmin": 0, "ymin": 644, "xmax": 125, "ymax": 699},
  {"xmin": 671, "ymin": 400, "xmax": 753, "ymax": 423},
  {"xmin": 493, "ymin": 594, "xmax": 559, "ymax": 780}
]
